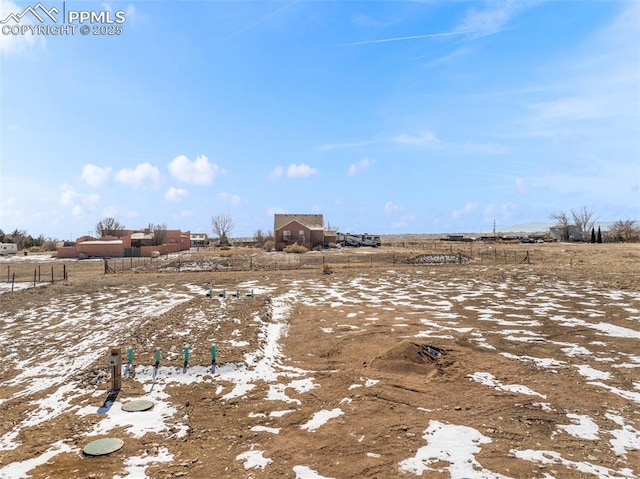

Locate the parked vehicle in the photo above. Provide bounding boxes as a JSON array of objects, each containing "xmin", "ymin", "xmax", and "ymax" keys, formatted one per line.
[
  {"xmin": 343, "ymin": 234, "xmax": 362, "ymax": 247},
  {"xmin": 361, "ymin": 234, "xmax": 381, "ymax": 247},
  {"xmin": 337, "ymin": 233, "xmax": 381, "ymax": 247},
  {"xmin": 0, "ymin": 243, "xmax": 18, "ymax": 256}
]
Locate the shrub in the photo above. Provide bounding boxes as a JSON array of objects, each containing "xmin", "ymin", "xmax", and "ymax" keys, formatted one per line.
[
  {"xmin": 263, "ymin": 240, "xmax": 275, "ymax": 252},
  {"xmin": 328, "ymin": 242, "xmax": 337, "ymax": 249},
  {"xmin": 284, "ymin": 243, "xmax": 308, "ymax": 254},
  {"xmin": 219, "ymin": 250, "xmax": 233, "ymax": 258},
  {"xmin": 322, "ymin": 263, "xmax": 333, "ymax": 274}
]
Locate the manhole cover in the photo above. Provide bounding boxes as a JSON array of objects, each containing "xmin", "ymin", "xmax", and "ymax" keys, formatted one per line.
[
  {"xmin": 121, "ymin": 399, "xmax": 154, "ymax": 412},
  {"xmin": 83, "ymin": 437, "xmax": 124, "ymax": 456}
]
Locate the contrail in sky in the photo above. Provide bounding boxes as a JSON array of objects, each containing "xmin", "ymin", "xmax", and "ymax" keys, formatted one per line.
[{"xmin": 345, "ymin": 30, "xmax": 474, "ymax": 46}]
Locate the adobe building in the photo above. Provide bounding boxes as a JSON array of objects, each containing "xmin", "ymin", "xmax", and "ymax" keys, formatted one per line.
[{"xmin": 57, "ymin": 229, "xmax": 191, "ymax": 259}]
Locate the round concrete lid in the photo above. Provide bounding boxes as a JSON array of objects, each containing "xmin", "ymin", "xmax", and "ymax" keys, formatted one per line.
[
  {"xmin": 121, "ymin": 399, "xmax": 154, "ymax": 412},
  {"xmin": 83, "ymin": 437, "xmax": 124, "ymax": 456}
]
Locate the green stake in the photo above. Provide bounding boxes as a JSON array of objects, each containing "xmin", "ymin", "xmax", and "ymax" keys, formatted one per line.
[
  {"xmin": 211, "ymin": 345, "xmax": 217, "ymax": 364},
  {"xmin": 155, "ymin": 347, "xmax": 161, "ymax": 366},
  {"xmin": 127, "ymin": 347, "xmax": 133, "ymax": 363},
  {"xmin": 183, "ymin": 346, "xmax": 189, "ymax": 365}
]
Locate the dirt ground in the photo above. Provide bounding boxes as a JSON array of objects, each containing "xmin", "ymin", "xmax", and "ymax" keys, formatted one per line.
[{"xmin": 0, "ymin": 242, "xmax": 639, "ymax": 479}]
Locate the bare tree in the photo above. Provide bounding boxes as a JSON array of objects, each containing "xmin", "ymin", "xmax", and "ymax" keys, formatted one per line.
[
  {"xmin": 254, "ymin": 229, "xmax": 265, "ymax": 247},
  {"xmin": 7, "ymin": 229, "xmax": 28, "ymax": 250},
  {"xmin": 211, "ymin": 214, "xmax": 234, "ymax": 245},
  {"xmin": 326, "ymin": 221, "xmax": 339, "ymax": 232},
  {"xmin": 148, "ymin": 223, "xmax": 168, "ymax": 246},
  {"xmin": 609, "ymin": 219, "xmax": 639, "ymax": 242},
  {"xmin": 95, "ymin": 217, "xmax": 125, "ymax": 237},
  {"xmin": 550, "ymin": 211, "xmax": 570, "ymax": 242},
  {"xmin": 571, "ymin": 207, "xmax": 598, "ymax": 235}
]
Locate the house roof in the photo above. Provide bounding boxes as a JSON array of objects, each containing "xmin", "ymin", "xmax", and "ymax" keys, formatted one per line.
[
  {"xmin": 79, "ymin": 240, "xmax": 124, "ymax": 245},
  {"xmin": 190, "ymin": 233, "xmax": 208, "ymax": 239},
  {"xmin": 274, "ymin": 214, "xmax": 324, "ymax": 230},
  {"xmin": 130, "ymin": 232, "xmax": 153, "ymax": 240},
  {"xmin": 279, "ymin": 220, "xmax": 325, "ymax": 231}
]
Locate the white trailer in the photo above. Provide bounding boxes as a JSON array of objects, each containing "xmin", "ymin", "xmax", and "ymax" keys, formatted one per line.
[{"xmin": 0, "ymin": 243, "xmax": 18, "ymax": 256}]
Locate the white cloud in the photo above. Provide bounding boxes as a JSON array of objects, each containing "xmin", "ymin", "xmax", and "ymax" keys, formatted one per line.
[
  {"xmin": 391, "ymin": 130, "xmax": 440, "ymax": 146},
  {"xmin": 521, "ymin": 3, "xmax": 639, "ymax": 140},
  {"xmin": 104, "ymin": 205, "xmax": 139, "ymax": 220},
  {"xmin": 115, "ymin": 162, "xmax": 161, "ymax": 189},
  {"xmin": 318, "ymin": 140, "xmax": 379, "ymax": 151},
  {"xmin": 391, "ymin": 214, "xmax": 416, "ymax": 229},
  {"xmin": 452, "ymin": 202, "xmax": 477, "ymax": 219},
  {"xmin": 267, "ymin": 206, "xmax": 287, "ymax": 216},
  {"xmin": 267, "ymin": 166, "xmax": 284, "ymax": 180},
  {"xmin": 384, "ymin": 201, "xmax": 402, "ymax": 214},
  {"xmin": 287, "ymin": 163, "xmax": 318, "ymax": 178},
  {"xmin": 125, "ymin": 4, "xmax": 136, "ymax": 22},
  {"xmin": 165, "ymin": 187, "xmax": 188, "ymax": 202},
  {"xmin": 218, "ymin": 192, "xmax": 241, "ymax": 206},
  {"xmin": 59, "ymin": 184, "xmax": 100, "ymax": 216},
  {"xmin": 484, "ymin": 203, "xmax": 517, "ymax": 222},
  {"xmin": 0, "ymin": 0, "xmax": 42, "ymax": 57},
  {"xmin": 515, "ymin": 177, "xmax": 530, "ymax": 194},
  {"xmin": 348, "ymin": 157, "xmax": 371, "ymax": 176},
  {"xmin": 81, "ymin": 164, "xmax": 112, "ymax": 187},
  {"xmin": 168, "ymin": 155, "xmax": 220, "ymax": 185},
  {"xmin": 457, "ymin": 0, "xmax": 538, "ymax": 37},
  {"xmin": 71, "ymin": 205, "xmax": 84, "ymax": 217}
]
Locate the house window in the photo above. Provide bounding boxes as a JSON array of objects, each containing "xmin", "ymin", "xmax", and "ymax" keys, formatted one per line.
[
  {"xmin": 299, "ymin": 230, "xmax": 305, "ymax": 241},
  {"xmin": 283, "ymin": 230, "xmax": 291, "ymax": 240}
]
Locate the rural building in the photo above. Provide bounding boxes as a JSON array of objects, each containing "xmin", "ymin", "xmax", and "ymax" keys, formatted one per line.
[
  {"xmin": 190, "ymin": 233, "xmax": 208, "ymax": 247},
  {"xmin": 549, "ymin": 224, "xmax": 583, "ymax": 242},
  {"xmin": 56, "ymin": 229, "xmax": 191, "ymax": 259},
  {"xmin": 274, "ymin": 214, "xmax": 329, "ymax": 251}
]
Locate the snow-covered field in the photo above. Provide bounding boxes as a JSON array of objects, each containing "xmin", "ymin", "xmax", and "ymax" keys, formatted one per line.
[{"xmin": 0, "ymin": 267, "xmax": 639, "ymax": 478}]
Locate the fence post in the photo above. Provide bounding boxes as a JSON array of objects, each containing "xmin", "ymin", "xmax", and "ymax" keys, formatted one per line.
[
  {"xmin": 51, "ymin": 266, "xmax": 54, "ymax": 284},
  {"xmin": 33, "ymin": 269, "xmax": 36, "ymax": 287},
  {"xmin": 11, "ymin": 272, "xmax": 15, "ymax": 292},
  {"xmin": 63, "ymin": 264, "xmax": 67, "ymax": 280},
  {"xmin": 38, "ymin": 265, "xmax": 41, "ymax": 283},
  {"xmin": 6, "ymin": 265, "xmax": 9, "ymax": 283}
]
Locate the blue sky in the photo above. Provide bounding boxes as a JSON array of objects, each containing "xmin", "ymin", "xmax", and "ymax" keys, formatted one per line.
[{"xmin": 1, "ymin": 0, "xmax": 639, "ymax": 240}]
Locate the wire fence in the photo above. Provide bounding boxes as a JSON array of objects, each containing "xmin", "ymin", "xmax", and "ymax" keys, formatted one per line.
[
  {"xmin": 0, "ymin": 241, "xmax": 575, "ymax": 292},
  {"xmin": 3, "ymin": 263, "xmax": 68, "ymax": 291}
]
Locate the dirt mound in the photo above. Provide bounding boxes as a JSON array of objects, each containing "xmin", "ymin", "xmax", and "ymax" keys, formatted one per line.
[{"xmin": 368, "ymin": 341, "xmax": 445, "ymax": 375}]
